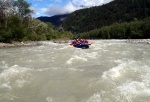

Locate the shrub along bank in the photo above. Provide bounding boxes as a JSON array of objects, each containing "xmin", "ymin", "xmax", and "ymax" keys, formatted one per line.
[
  {"xmin": 74, "ymin": 17, "xmax": 150, "ymax": 39},
  {"xmin": 0, "ymin": 0, "xmax": 73, "ymax": 43}
]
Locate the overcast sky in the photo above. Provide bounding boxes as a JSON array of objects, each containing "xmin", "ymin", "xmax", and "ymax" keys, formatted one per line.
[{"xmin": 25, "ymin": 0, "xmax": 113, "ymax": 17}]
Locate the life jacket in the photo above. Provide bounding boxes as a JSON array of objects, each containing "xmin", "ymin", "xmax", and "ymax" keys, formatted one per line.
[
  {"xmin": 85, "ymin": 40, "xmax": 88, "ymax": 44},
  {"xmin": 72, "ymin": 41, "xmax": 75, "ymax": 44}
]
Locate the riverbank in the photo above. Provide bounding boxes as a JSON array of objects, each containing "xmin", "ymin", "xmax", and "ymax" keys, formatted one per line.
[
  {"xmin": 127, "ymin": 39, "xmax": 150, "ymax": 44},
  {"xmin": 0, "ymin": 41, "xmax": 42, "ymax": 48},
  {"xmin": 0, "ymin": 40, "xmax": 70, "ymax": 48},
  {"xmin": 0, "ymin": 39, "xmax": 149, "ymax": 48}
]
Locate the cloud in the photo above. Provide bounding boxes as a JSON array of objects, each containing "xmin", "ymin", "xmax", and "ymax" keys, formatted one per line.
[
  {"xmin": 34, "ymin": 0, "xmax": 113, "ymax": 17},
  {"xmin": 30, "ymin": 6, "xmax": 46, "ymax": 17},
  {"xmin": 43, "ymin": 2, "xmax": 82, "ymax": 16},
  {"xmin": 72, "ymin": 0, "xmax": 113, "ymax": 7}
]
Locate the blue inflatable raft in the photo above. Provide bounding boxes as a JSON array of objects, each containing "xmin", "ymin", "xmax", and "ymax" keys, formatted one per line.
[{"xmin": 73, "ymin": 43, "xmax": 90, "ymax": 49}]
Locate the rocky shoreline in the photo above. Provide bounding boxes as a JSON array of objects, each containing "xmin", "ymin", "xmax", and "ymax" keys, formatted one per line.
[
  {"xmin": 127, "ymin": 39, "xmax": 150, "ymax": 44},
  {"xmin": 0, "ymin": 41, "xmax": 42, "ymax": 48},
  {"xmin": 0, "ymin": 39, "xmax": 149, "ymax": 48}
]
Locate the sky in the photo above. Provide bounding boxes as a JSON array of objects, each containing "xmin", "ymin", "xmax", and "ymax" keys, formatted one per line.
[{"xmin": 25, "ymin": 0, "xmax": 113, "ymax": 18}]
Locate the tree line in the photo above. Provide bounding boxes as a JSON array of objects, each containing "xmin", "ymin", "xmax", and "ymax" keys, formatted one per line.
[
  {"xmin": 74, "ymin": 17, "xmax": 150, "ymax": 39},
  {"xmin": 0, "ymin": 0, "xmax": 72, "ymax": 43},
  {"xmin": 1, "ymin": 0, "xmax": 150, "ymax": 42}
]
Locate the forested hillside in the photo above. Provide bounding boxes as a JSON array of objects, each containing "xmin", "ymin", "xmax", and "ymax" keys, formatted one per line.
[
  {"xmin": 74, "ymin": 17, "xmax": 150, "ymax": 39},
  {"xmin": 0, "ymin": 0, "xmax": 72, "ymax": 43},
  {"xmin": 1, "ymin": 0, "xmax": 150, "ymax": 42},
  {"xmin": 62, "ymin": 0, "xmax": 150, "ymax": 33}
]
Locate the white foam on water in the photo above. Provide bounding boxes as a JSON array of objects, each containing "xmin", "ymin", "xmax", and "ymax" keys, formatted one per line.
[
  {"xmin": 87, "ymin": 93, "xmax": 102, "ymax": 102},
  {"xmin": 86, "ymin": 52, "xmax": 98, "ymax": 59},
  {"xmin": 66, "ymin": 55, "xmax": 88, "ymax": 64},
  {"xmin": 102, "ymin": 59, "xmax": 140, "ymax": 81},
  {"xmin": 100, "ymin": 58, "xmax": 150, "ymax": 101},
  {"xmin": 0, "ymin": 65, "xmax": 31, "ymax": 78},
  {"xmin": 93, "ymin": 47, "xmax": 103, "ymax": 51},
  {"xmin": 117, "ymin": 81, "xmax": 150, "ymax": 102},
  {"xmin": 46, "ymin": 96, "xmax": 56, "ymax": 102},
  {"xmin": 0, "ymin": 61, "xmax": 8, "ymax": 69},
  {"xmin": 102, "ymin": 60, "xmax": 131, "ymax": 81},
  {"xmin": 35, "ymin": 68, "xmax": 51, "ymax": 72},
  {"xmin": 141, "ymin": 72, "xmax": 150, "ymax": 87},
  {"xmin": 0, "ymin": 82, "xmax": 12, "ymax": 90},
  {"xmin": 114, "ymin": 59, "xmax": 124, "ymax": 64},
  {"xmin": 2, "ymin": 61, "xmax": 5, "ymax": 65},
  {"xmin": 68, "ymin": 67, "xmax": 84, "ymax": 72},
  {"xmin": 0, "ymin": 93, "xmax": 18, "ymax": 101},
  {"xmin": 59, "ymin": 45, "xmax": 69, "ymax": 50},
  {"xmin": 15, "ymin": 79, "xmax": 27, "ymax": 88},
  {"xmin": 117, "ymin": 80, "xmax": 150, "ymax": 101},
  {"xmin": 41, "ymin": 41, "xmax": 57, "ymax": 46},
  {"xmin": 0, "ymin": 65, "xmax": 32, "ymax": 90}
]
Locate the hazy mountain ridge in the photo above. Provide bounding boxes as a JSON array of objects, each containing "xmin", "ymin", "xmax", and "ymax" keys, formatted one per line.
[{"xmin": 37, "ymin": 14, "xmax": 69, "ymax": 26}]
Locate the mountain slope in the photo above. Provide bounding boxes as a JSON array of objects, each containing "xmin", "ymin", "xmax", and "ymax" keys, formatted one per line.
[
  {"xmin": 37, "ymin": 14, "xmax": 69, "ymax": 26},
  {"xmin": 62, "ymin": 0, "xmax": 150, "ymax": 33}
]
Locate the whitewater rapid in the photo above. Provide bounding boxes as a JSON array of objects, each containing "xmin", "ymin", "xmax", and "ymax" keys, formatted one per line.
[{"xmin": 0, "ymin": 40, "xmax": 150, "ymax": 102}]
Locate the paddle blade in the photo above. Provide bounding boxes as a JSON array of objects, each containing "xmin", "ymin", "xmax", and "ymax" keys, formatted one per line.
[{"xmin": 90, "ymin": 42, "xmax": 94, "ymax": 44}]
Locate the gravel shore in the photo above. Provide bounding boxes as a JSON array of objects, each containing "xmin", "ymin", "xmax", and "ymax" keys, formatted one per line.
[
  {"xmin": 127, "ymin": 39, "xmax": 150, "ymax": 44},
  {"xmin": 0, "ymin": 41, "xmax": 42, "ymax": 48},
  {"xmin": 0, "ymin": 39, "xmax": 149, "ymax": 48}
]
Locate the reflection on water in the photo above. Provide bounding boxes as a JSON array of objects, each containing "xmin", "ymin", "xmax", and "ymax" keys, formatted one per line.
[{"xmin": 0, "ymin": 40, "xmax": 150, "ymax": 102}]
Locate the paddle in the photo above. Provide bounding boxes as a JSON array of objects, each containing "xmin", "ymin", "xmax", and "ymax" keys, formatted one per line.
[
  {"xmin": 87, "ymin": 42, "xmax": 94, "ymax": 45},
  {"xmin": 90, "ymin": 42, "xmax": 94, "ymax": 44},
  {"xmin": 70, "ymin": 44, "xmax": 73, "ymax": 46}
]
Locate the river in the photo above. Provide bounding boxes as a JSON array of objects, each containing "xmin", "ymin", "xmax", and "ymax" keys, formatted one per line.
[{"xmin": 0, "ymin": 40, "xmax": 150, "ymax": 102}]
